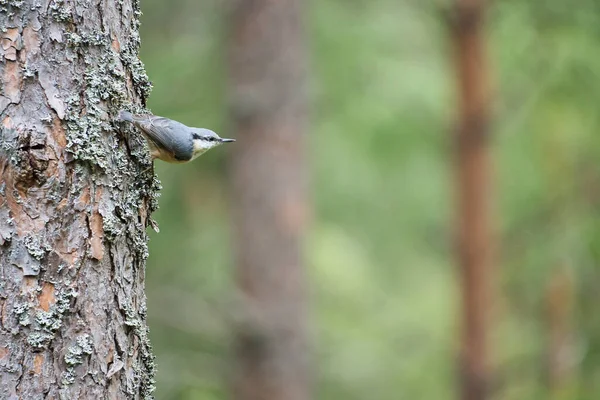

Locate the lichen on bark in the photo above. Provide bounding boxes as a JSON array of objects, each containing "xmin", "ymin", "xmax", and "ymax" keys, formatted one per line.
[{"xmin": 0, "ymin": 0, "xmax": 159, "ymax": 398}]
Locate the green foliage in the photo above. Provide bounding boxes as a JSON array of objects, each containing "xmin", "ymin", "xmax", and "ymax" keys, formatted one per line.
[{"xmin": 139, "ymin": 0, "xmax": 600, "ymax": 398}]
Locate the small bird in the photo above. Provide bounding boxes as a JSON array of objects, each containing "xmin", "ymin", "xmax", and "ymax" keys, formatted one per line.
[{"xmin": 117, "ymin": 110, "xmax": 235, "ymax": 163}]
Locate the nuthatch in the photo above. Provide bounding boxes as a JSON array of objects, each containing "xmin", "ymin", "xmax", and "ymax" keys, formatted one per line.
[{"xmin": 117, "ymin": 110, "xmax": 235, "ymax": 163}]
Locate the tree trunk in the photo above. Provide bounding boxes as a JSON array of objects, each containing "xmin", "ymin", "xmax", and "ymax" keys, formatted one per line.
[
  {"xmin": 545, "ymin": 267, "xmax": 577, "ymax": 400},
  {"xmin": 0, "ymin": 0, "xmax": 157, "ymax": 398},
  {"xmin": 227, "ymin": 0, "xmax": 310, "ymax": 399},
  {"xmin": 450, "ymin": 0, "xmax": 494, "ymax": 399}
]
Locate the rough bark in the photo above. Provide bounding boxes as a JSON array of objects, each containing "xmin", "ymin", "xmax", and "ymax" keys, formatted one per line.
[
  {"xmin": 227, "ymin": 0, "xmax": 310, "ymax": 399},
  {"xmin": 449, "ymin": 0, "xmax": 493, "ymax": 399},
  {"xmin": 0, "ymin": 0, "xmax": 158, "ymax": 398}
]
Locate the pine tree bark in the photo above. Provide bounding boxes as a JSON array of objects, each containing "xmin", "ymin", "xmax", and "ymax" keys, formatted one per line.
[
  {"xmin": 227, "ymin": 0, "xmax": 310, "ymax": 399},
  {"xmin": 0, "ymin": 1, "xmax": 157, "ymax": 398}
]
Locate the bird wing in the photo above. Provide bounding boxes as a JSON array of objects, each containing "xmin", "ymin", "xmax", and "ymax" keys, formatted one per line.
[{"xmin": 131, "ymin": 115, "xmax": 192, "ymax": 161}]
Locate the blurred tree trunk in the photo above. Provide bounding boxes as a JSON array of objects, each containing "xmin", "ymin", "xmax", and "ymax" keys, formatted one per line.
[
  {"xmin": 227, "ymin": 0, "xmax": 310, "ymax": 399},
  {"xmin": 545, "ymin": 268, "xmax": 577, "ymax": 400},
  {"xmin": 450, "ymin": 0, "xmax": 494, "ymax": 399},
  {"xmin": 0, "ymin": 1, "xmax": 157, "ymax": 398}
]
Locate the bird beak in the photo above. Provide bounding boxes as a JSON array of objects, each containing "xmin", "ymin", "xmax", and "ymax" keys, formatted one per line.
[{"xmin": 220, "ymin": 138, "xmax": 236, "ymax": 143}]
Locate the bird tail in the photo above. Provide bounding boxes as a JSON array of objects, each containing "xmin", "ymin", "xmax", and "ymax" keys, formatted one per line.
[{"xmin": 117, "ymin": 110, "xmax": 134, "ymax": 122}]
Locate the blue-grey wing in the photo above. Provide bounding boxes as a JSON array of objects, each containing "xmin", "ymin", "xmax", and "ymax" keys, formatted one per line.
[{"xmin": 130, "ymin": 115, "xmax": 193, "ymax": 161}]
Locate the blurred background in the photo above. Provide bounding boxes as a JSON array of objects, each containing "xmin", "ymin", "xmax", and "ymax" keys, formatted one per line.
[{"xmin": 139, "ymin": 0, "xmax": 600, "ymax": 399}]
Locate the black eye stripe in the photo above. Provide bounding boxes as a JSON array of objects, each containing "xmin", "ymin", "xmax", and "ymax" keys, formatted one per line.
[{"xmin": 192, "ymin": 133, "xmax": 218, "ymax": 142}]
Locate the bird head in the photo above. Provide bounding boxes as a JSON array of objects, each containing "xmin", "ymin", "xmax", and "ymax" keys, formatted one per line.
[{"xmin": 191, "ymin": 128, "xmax": 235, "ymax": 159}]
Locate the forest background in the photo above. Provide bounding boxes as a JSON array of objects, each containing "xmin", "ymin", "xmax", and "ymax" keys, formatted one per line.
[{"xmin": 140, "ymin": 1, "xmax": 600, "ymax": 399}]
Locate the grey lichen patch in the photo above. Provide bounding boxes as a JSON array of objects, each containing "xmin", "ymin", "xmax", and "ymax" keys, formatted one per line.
[
  {"xmin": 0, "ymin": 126, "xmax": 17, "ymax": 151},
  {"xmin": 122, "ymin": 305, "xmax": 156, "ymax": 397},
  {"xmin": 13, "ymin": 301, "xmax": 31, "ymax": 326},
  {"xmin": 24, "ymin": 234, "xmax": 49, "ymax": 260},
  {"xmin": 2, "ymin": 131, "xmax": 26, "ymax": 176},
  {"xmin": 62, "ymin": 334, "xmax": 93, "ymax": 385},
  {"xmin": 59, "ymin": 26, "xmax": 129, "ymax": 172},
  {"xmin": 35, "ymin": 310, "xmax": 62, "ymax": 331},
  {"xmin": 120, "ymin": 0, "xmax": 152, "ymax": 103},
  {"xmin": 123, "ymin": 306, "xmax": 140, "ymax": 329},
  {"xmin": 54, "ymin": 285, "xmax": 78, "ymax": 314},
  {"xmin": 130, "ymin": 222, "xmax": 149, "ymax": 260},
  {"xmin": 120, "ymin": 39, "xmax": 152, "ymax": 101},
  {"xmin": 139, "ymin": 331, "xmax": 157, "ymax": 398},
  {"xmin": 149, "ymin": 177, "xmax": 162, "ymax": 211},
  {"xmin": 63, "ymin": 95, "xmax": 110, "ymax": 170},
  {"xmin": 0, "ymin": 203, "xmax": 14, "ymax": 245},
  {"xmin": 65, "ymin": 30, "xmax": 108, "ymax": 48},
  {"xmin": 0, "ymin": 0, "xmax": 24, "ymax": 19},
  {"xmin": 61, "ymin": 369, "xmax": 77, "ymax": 386},
  {"xmin": 27, "ymin": 331, "xmax": 54, "ymax": 350},
  {"xmin": 0, "ymin": 0, "xmax": 24, "ymax": 14},
  {"xmin": 64, "ymin": 334, "xmax": 93, "ymax": 366},
  {"xmin": 49, "ymin": 0, "xmax": 73, "ymax": 23},
  {"xmin": 62, "ymin": 333, "xmax": 94, "ymax": 385},
  {"xmin": 99, "ymin": 203, "xmax": 125, "ymax": 241},
  {"xmin": 24, "ymin": 286, "xmax": 77, "ymax": 350}
]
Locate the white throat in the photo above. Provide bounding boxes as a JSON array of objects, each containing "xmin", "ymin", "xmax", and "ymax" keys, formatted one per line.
[{"xmin": 192, "ymin": 140, "xmax": 219, "ymax": 159}]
